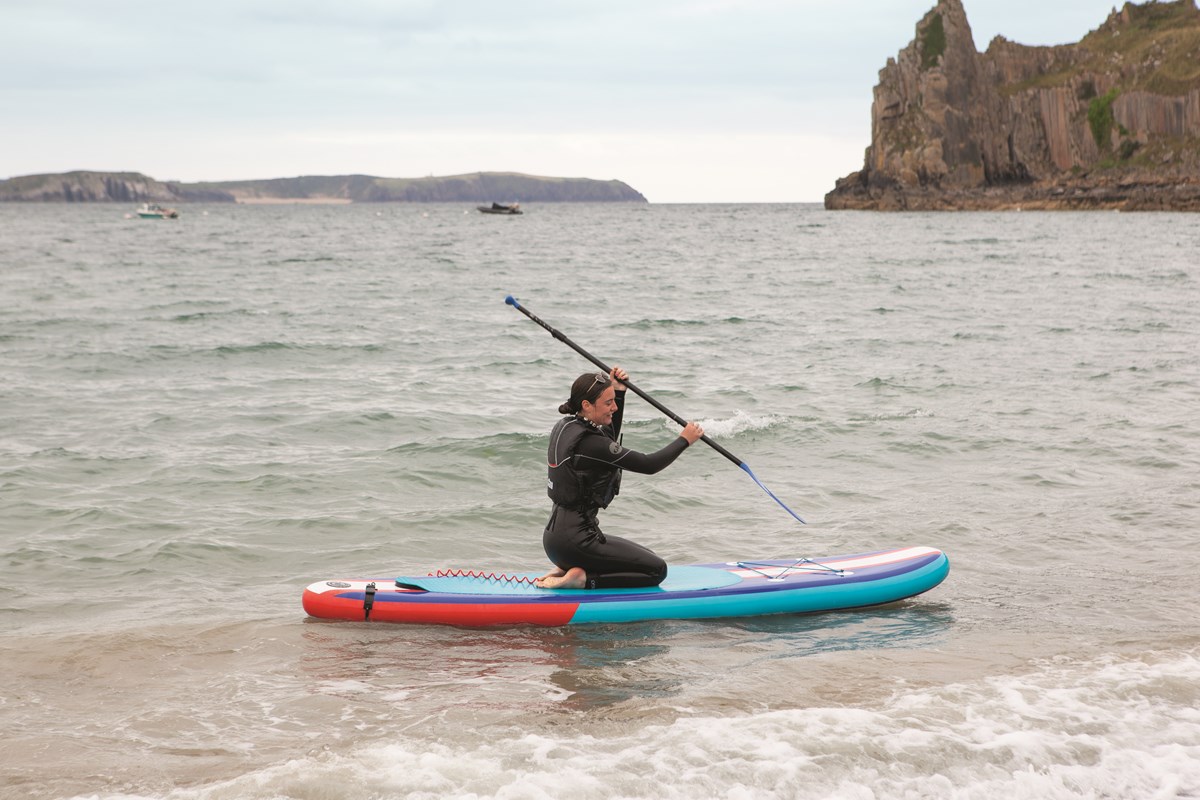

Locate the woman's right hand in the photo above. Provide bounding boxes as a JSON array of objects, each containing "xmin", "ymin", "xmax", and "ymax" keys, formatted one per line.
[{"xmin": 680, "ymin": 421, "xmax": 704, "ymax": 445}]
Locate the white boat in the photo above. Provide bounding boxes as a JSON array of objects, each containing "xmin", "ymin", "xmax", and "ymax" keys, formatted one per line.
[{"xmin": 136, "ymin": 203, "xmax": 179, "ymax": 219}]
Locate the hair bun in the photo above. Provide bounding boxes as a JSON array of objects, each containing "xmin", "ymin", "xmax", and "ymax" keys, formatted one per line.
[{"xmin": 558, "ymin": 401, "xmax": 574, "ymax": 415}]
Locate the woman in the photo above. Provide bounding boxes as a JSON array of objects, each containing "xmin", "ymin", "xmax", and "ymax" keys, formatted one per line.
[{"xmin": 537, "ymin": 366, "xmax": 704, "ymax": 590}]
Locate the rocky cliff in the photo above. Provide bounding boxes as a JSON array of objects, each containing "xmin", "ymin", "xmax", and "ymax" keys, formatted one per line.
[
  {"xmin": 825, "ymin": 0, "xmax": 1200, "ymax": 210},
  {"xmin": 0, "ymin": 171, "xmax": 648, "ymax": 204},
  {"xmin": 0, "ymin": 171, "xmax": 233, "ymax": 203}
]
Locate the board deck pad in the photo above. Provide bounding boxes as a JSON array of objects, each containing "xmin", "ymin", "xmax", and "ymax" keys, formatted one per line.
[{"xmin": 399, "ymin": 565, "xmax": 744, "ymax": 595}]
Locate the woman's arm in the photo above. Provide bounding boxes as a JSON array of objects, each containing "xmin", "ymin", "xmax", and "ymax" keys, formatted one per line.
[
  {"xmin": 573, "ymin": 431, "xmax": 691, "ymax": 475},
  {"xmin": 608, "ymin": 366, "xmax": 629, "ymax": 439},
  {"xmin": 609, "ymin": 390, "xmax": 626, "ymax": 439},
  {"xmin": 584, "ymin": 365, "xmax": 704, "ymax": 474}
]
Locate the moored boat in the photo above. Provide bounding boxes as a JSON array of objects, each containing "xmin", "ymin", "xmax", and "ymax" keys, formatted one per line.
[
  {"xmin": 136, "ymin": 203, "xmax": 179, "ymax": 219},
  {"xmin": 477, "ymin": 202, "xmax": 522, "ymax": 215}
]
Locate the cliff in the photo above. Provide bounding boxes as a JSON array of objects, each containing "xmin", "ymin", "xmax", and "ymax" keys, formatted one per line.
[
  {"xmin": 0, "ymin": 171, "xmax": 648, "ymax": 204},
  {"xmin": 825, "ymin": 0, "xmax": 1200, "ymax": 210},
  {"xmin": 0, "ymin": 171, "xmax": 232, "ymax": 203}
]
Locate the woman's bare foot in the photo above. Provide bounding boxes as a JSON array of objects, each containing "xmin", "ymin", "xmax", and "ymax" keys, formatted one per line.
[
  {"xmin": 536, "ymin": 566, "xmax": 566, "ymax": 581},
  {"xmin": 535, "ymin": 567, "xmax": 587, "ymax": 589}
]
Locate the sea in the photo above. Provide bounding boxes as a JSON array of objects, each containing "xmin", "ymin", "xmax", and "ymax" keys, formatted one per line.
[{"xmin": 1, "ymin": 201, "xmax": 1197, "ymax": 800}]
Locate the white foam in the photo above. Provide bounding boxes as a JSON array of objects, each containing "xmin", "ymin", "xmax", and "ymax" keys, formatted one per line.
[
  {"xmin": 846, "ymin": 407, "xmax": 936, "ymax": 424},
  {"xmin": 69, "ymin": 650, "xmax": 1200, "ymax": 800},
  {"xmin": 667, "ymin": 410, "xmax": 784, "ymax": 439},
  {"xmin": 315, "ymin": 679, "xmax": 374, "ymax": 694}
]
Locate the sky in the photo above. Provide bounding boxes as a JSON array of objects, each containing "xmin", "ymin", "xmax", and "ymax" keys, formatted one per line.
[{"xmin": 1, "ymin": 0, "xmax": 1131, "ymax": 202}]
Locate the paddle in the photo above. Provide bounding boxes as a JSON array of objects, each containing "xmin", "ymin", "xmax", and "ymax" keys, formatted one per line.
[{"xmin": 505, "ymin": 295, "xmax": 806, "ymax": 524}]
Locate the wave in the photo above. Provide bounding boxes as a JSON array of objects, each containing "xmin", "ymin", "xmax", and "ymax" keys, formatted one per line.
[
  {"xmin": 128, "ymin": 341, "xmax": 388, "ymax": 361},
  {"xmin": 846, "ymin": 408, "xmax": 934, "ymax": 424},
  {"xmin": 387, "ymin": 430, "xmax": 541, "ymax": 457},
  {"xmin": 618, "ymin": 316, "xmax": 754, "ymax": 330},
  {"xmin": 162, "ymin": 308, "xmax": 274, "ymax": 324},
  {"xmin": 647, "ymin": 410, "xmax": 787, "ymax": 440},
  {"xmin": 67, "ymin": 648, "xmax": 1200, "ymax": 800},
  {"xmin": 855, "ymin": 376, "xmax": 920, "ymax": 391}
]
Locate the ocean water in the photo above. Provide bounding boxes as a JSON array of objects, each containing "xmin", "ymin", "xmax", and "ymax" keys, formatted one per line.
[{"xmin": 1, "ymin": 201, "xmax": 1198, "ymax": 800}]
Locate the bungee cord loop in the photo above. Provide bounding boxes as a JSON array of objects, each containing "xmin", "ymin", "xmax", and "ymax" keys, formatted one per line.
[{"xmin": 735, "ymin": 558, "xmax": 846, "ymax": 580}]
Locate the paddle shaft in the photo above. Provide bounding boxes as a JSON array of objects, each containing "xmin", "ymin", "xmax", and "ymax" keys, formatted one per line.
[
  {"xmin": 506, "ymin": 295, "xmax": 805, "ymax": 524},
  {"xmin": 505, "ymin": 295, "xmax": 806, "ymax": 523},
  {"xmin": 505, "ymin": 295, "xmax": 744, "ymax": 466}
]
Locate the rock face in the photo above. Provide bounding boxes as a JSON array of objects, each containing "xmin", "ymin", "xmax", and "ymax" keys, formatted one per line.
[
  {"xmin": 0, "ymin": 172, "xmax": 232, "ymax": 203},
  {"xmin": 826, "ymin": 0, "xmax": 1200, "ymax": 210}
]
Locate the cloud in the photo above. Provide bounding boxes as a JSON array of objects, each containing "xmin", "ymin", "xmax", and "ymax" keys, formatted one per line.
[{"xmin": 1, "ymin": 0, "xmax": 1131, "ymax": 200}]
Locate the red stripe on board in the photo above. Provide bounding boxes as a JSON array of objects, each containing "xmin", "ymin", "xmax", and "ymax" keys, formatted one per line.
[
  {"xmin": 374, "ymin": 601, "xmax": 579, "ymax": 626},
  {"xmin": 303, "ymin": 589, "xmax": 579, "ymax": 626}
]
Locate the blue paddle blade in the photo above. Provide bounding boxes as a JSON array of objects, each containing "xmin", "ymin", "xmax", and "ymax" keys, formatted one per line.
[{"xmin": 740, "ymin": 462, "xmax": 806, "ymax": 524}]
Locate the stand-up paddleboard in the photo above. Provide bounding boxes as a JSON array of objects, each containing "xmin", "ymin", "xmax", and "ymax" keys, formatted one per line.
[{"xmin": 302, "ymin": 546, "xmax": 949, "ymax": 626}]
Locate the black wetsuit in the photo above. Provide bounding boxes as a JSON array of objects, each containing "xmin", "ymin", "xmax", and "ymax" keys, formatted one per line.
[{"xmin": 544, "ymin": 390, "xmax": 690, "ymax": 589}]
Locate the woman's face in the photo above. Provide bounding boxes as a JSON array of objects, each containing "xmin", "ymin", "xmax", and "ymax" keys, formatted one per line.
[{"xmin": 580, "ymin": 386, "xmax": 617, "ymax": 426}]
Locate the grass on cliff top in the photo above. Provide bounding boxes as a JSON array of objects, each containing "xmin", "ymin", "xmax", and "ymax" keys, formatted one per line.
[
  {"xmin": 1082, "ymin": 0, "xmax": 1200, "ymax": 94},
  {"xmin": 1004, "ymin": 0, "xmax": 1200, "ymax": 96}
]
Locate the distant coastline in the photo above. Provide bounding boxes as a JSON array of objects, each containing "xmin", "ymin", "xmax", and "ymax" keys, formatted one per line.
[
  {"xmin": 0, "ymin": 170, "xmax": 648, "ymax": 204},
  {"xmin": 232, "ymin": 197, "xmax": 353, "ymax": 205}
]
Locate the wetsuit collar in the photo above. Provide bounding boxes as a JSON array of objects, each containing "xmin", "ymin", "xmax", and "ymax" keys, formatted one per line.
[{"xmin": 575, "ymin": 414, "xmax": 602, "ymax": 431}]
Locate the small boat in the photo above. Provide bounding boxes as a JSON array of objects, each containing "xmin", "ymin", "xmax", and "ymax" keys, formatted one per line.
[
  {"xmin": 136, "ymin": 203, "xmax": 179, "ymax": 219},
  {"xmin": 302, "ymin": 546, "xmax": 950, "ymax": 627},
  {"xmin": 477, "ymin": 202, "xmax": 522, "ymax": 215}
]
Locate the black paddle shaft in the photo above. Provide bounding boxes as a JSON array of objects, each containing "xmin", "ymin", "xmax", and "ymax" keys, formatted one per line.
[{"xmin": 505, "ymin": 295, "xmax": 744, "ymax": 468}]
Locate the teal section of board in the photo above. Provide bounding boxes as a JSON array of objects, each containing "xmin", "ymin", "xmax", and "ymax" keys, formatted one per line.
[
  {"xmin": 398, "ymin": 565, "xmax": 742, "ymax": 595},
  {"xmin": 568, "ymin": 554, "xmax": 951, "ymax": 624}
]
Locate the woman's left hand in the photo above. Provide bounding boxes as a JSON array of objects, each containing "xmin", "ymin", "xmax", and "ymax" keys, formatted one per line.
[{"xmin": 609, "ymin": 366, "xmax": 629, "ymax": 391}]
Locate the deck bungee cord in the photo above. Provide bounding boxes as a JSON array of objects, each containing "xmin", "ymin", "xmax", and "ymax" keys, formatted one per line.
[
  {"xmin": 505, "ymin": 294, "xmax": 807, "ymax": 525},
  {"xmin": 733, "ymin": 559, "xmax": 848, "ymax": 580}
]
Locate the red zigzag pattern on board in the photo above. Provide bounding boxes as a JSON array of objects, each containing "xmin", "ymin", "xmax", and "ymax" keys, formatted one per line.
[{"xmin": 430, "ymin": 568, "xmax": 538, "ymax": 585}]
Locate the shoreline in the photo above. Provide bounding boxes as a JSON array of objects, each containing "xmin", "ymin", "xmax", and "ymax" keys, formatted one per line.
[
  {"xmin": 232, "ymin": 196, "xmax": 353, "ymax": 205},
  {"xmin": 825, "ymin": 175, "xmax": 1200, "ymax": 212}
]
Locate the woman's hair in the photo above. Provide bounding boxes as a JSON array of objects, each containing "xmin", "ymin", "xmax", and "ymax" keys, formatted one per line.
[{"xmin": 559, "ymin": 371, "xmax": 611, "ymax": 415}]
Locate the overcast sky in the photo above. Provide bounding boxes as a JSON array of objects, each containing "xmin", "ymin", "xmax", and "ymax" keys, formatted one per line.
[{"xmin": 2, "ymin": 0, "xmax": 1129, "ymax": 202}]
